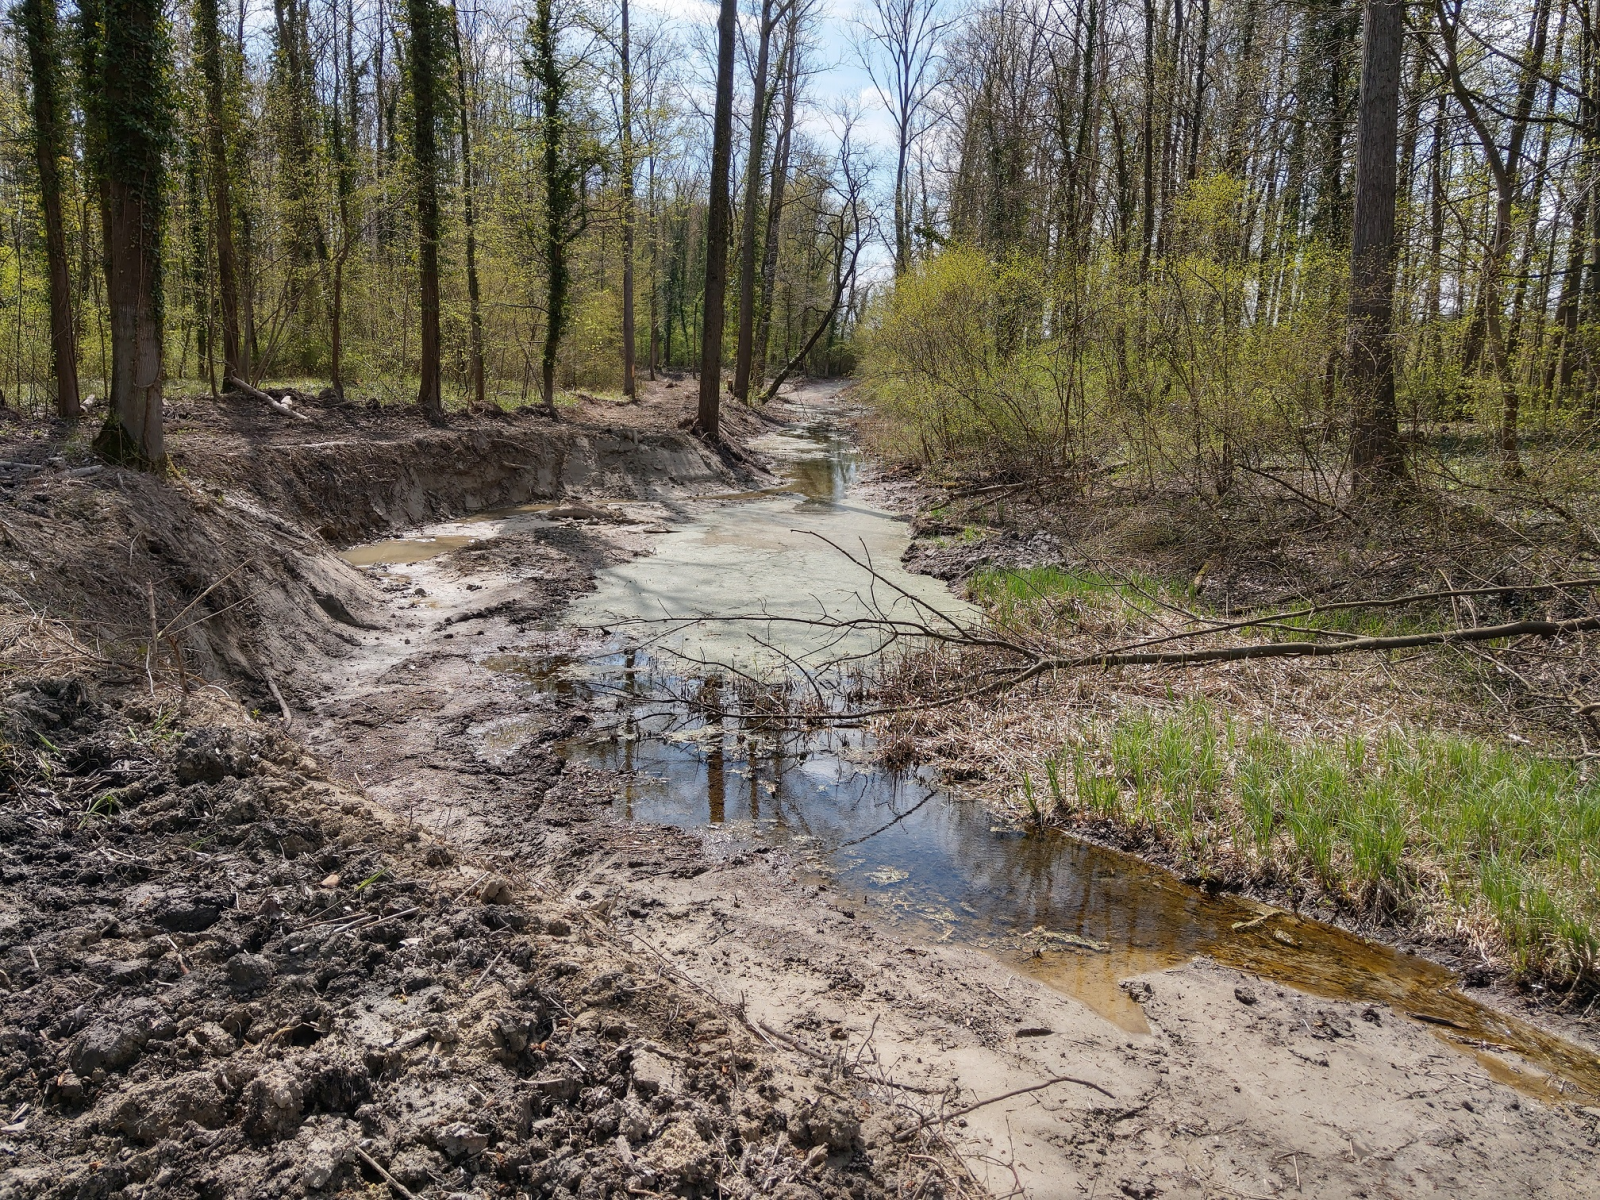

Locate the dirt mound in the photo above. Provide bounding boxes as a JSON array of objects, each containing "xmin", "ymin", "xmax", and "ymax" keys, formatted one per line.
[{"xmin": 0, "ymin": 678, "xmax": 951, "ymax": 1200}]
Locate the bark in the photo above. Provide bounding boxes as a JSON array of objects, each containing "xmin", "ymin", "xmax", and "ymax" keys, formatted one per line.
[
  {"xmin": 89, "ymin": 0, "xmax": 167, "ymax": 469},
  {"xmin": 698, "ymin": 0, "xmax": 739, "ymax": 438},
  {"xmin": 328, "ymin": 0, "xmax": 359, "ymax": 400},
  {"xmin": 1438, "ymin": 0, "xmax": 1549, "ymax": 476},
  {"xmin": 1139, "ymin": 0, "xmax": 1155, "ymax": 277},
  {"xmin": 733, "ymin": 0, "xmax": 779, "ymax": 403},
  {"xmin": 534, "ymin": 0, "xmax": 578, "ymax": 411},
  {"xmin": 18, "ymin": 0, "xmax": 80, "ymax": 418},
  {"xmin": 407, "ymin": 0, "xmax": 443, "ymax": 420},
  {"xmin": 451, "ymin": 0, "xmax": 486, "ymax": 408},
  {"xmin": 1346, "ymin": 0, "xmax": 1404, "ymax": 486},
  {"xmin": 755, "ymin": 35, "xmax": 798, "ymax": 391},
  {"xmin": 272, "ymin": 0, "xmax": 328, "ymax": 363},
  {"xmin": 620, "ymin": 0, "xmax": 636, "ymax": 398},
  {"xmin": 1184, "ymin": 0, "xmax": 1208, "ymax": 181}
]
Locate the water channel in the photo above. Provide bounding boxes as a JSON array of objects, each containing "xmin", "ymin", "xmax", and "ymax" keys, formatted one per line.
[{"xmin": 349, "ymin": 415, "xmax": 1600, "ymax": 1102}]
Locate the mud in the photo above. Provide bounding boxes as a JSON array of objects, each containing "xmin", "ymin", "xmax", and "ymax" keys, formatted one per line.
[{"xmin": 2, "ymin": 383, "xmax": 1599, "ymax": 1199}]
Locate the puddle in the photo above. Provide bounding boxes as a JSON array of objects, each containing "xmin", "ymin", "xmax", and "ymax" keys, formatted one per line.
[
  {"xmin": 341, "ymin": 535, "xmax": 482, "ymax": 566},
  {"xmin": 555, "ymin": 419, "xmax": 1600, "ymax": 1101},
  {"xmin": 349, "ymin": 410, "xmax": 1600, "ymax": 1101}
]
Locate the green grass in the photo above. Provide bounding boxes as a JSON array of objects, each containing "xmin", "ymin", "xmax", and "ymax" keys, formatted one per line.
[
  {"xmin": 1053, "ymin": 702, "xmax": 1600, "ymax": 986},
  {"xmin": 968, "ymin": 565, "xmax": 1172, "ymax": 624}
]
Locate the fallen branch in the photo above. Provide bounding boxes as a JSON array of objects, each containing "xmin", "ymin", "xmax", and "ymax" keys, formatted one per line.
[
  {"xmin": 1108, "ymin": 577, "xmax": 1600, "ymax": 656},
  {"xmin": 263, "ymin": 670, "xmax": 293, "ymax": 727},
  {"xmin": 228, "ymin": 375, "xmax": 312, "ymax": 423},
  {"xmin": 891, "ymin": 1074, "xmax": 1115, "ymax": 1142},
  {"xmin": 353, "ymin": 1146, "xmax": 419, "ymax": 1200},
  {"xmin": 1065, "ymin": 612, "xmax": 1600, "ymax": 670}
]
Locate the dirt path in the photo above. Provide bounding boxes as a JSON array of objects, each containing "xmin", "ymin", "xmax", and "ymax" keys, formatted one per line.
[{"xmin": 298, "ymin": 385, "xmax": 1600, "ymax": 1199}]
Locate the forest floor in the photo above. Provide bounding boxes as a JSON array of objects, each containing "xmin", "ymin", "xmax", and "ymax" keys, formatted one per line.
[
  {"xmin": 0, "ymin": 381, "xmax": 1597, "ymax": 1200},
  {"xmin": 855, "ymin": 404, "xmax": 1600, "ymax": 1021}
]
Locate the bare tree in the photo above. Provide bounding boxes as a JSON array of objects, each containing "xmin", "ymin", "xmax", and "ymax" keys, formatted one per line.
[
  {"xmin": 698, "ymin": 0, "xmax": 739, "ymax": 438},
  {"xmin": 858, "ymin": 0, "xmax": 946, "ymax": 275},
  {"xmin": 17, "ymin": 0, "xmax": 79, "ymax": 418},
  {"xmin": 1347, "ymin": 0, "xmax": 1404, "ymax": 487},
  {"xmin": 619, "ymin": 0, "xmax": 636, "ymax": 398},
  {"xmin": 762, "ymin": 109, "xmax": 873, "ymax": 401},
  {"xmin": 732, "ymin": 0, "xmax": 792, "ymax": 403},
  {"xmin": 1431, "ymin": 0, "xmax": 1552, "ymax": 477}
]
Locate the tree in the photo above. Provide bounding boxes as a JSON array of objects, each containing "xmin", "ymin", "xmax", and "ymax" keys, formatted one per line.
[
  {"xmin": 732, "ymin": 0, "xmax": 789, "ymax": 402},
  {"xmin": 84, "ymin": 0, "xmax": 169, "ymax": 468},
  {"xmin": 328, "ymin": 0, "xmax": 361, "ymax": 400},
  {"xmin": 194, "ymin": 0, "xmax": 244, "ymax": 385},
  {"xmin": 697, "ymin": 0, "xmax": 738, "ymax": 438},
  {"xmin": 859, "ymin": 0, "xmax": 945, "ymax": 276},
  {"xmin": 532, "ymin": 0, "xmax": 583, "ymax": 411},
  {"xmin": 451, "ymin": 0, "xmax": 486, "ymax": 408},
  {"xmin": 1346, "ymin": 0, "xmax": 1404, "ymax": 486},
  {"xmin": 16, "ymin": 0, "xmax": 79, "ymax": 418},
  {"xmin": 406, "ymin": 0, "xmax": 445, "ymax": 421},
  {"xmin": 1434, "ymin": 0, "xmax": 1551, "ymax": 477},
  {"xmin": 619, "ymin": 0, "xmax": 636, "ymax": 399},
  {"xmin": 755, "ymin": 7, "xmax": 802, "ymax": 390}
]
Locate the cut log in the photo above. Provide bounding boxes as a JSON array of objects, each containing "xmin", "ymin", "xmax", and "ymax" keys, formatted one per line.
[{"xmin": 227, "ymin": 375, "xmax": 312, "ymax": 422}]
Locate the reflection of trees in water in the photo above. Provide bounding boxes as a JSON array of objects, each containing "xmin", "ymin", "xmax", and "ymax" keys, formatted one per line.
[
  {"xmin": 772, "ymin": 424, "xmax": 857, "ymax": 502},
  {"xmin": 540, "ymin": 651, "xmax": 1600, "ymax": 1099}
]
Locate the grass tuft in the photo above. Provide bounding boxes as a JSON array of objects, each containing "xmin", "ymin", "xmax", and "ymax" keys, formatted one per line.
[{"xmin": 1054, "ymin": 701, "xmax": 1600, "ymax": 986}]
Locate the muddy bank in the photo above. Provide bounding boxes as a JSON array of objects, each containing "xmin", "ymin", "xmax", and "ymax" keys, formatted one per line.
[
  {"xmin": 0, "ymin": 680, "xmax": 946, "ymax": 1200},
  {"xmin": 293, "ymin": 387, "xmax": 1600, "ymax": 1197},
  {"xmin": 0, "ymin": 389, "xmax": 964, "ymax": 1200},
  {"xmin": 4, "ymin": 384, "xmax": 1600, "ymax": 1199}
]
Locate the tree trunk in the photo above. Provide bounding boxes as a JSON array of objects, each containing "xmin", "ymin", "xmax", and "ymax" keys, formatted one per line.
[
  {"xmin": 732, "ymin": 0, "xmax": 777, "ymax": 403},
  {"xmin": 1440, "ymin": 0, "xmax": 1550, "ymax": 476},
  {"xmin": 534, "ymin": 0, "xmax": 575, "ymax": 411},
  {"xmin": 19, "ymin": 0, "xmax": 79, "ymax": 419},
  {"xmin": 755, "ymin": 37, "xmax": 798, "ymax": 392},
  {"xmin": 1346, "ymin": 0, "xmax": 1403, "ymax": 487},
  {"xmin": 620, "ymin": 0, "xmax": 636, "ymax": 398},
  {"xmin": 1139, "ymin": 0, "xmax": 1156, "ymax": 277},
  {"xmin": 451, "ymin": 0, "xmax": 486, "ymax": 408},
  {"xmin": 407, "ymin": 0, "xmax": 444, "ymax": 420},
  {"xmin": 697, "ymin": 0, "xmax": 738, "ymax": 438},
  {"xmin": 648, "ymin": 154, "xmax": 659, "ymax": 379},
  {"xmin": 88, "ymin": 0, "xmax": 168, "ymax": 468}
]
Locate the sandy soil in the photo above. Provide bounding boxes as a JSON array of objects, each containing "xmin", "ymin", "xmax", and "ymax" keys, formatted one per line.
[
  {"xmin": 290, "ymin": 387, "xmax": 1600, "ymax": 1198},
  {"xmin": 1, "ymin": 382, "xmax": 1597, "ymax": 1199}
]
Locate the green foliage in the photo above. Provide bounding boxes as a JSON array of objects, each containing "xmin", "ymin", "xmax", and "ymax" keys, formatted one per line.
[
  {"xmin": 1055, "ymin": 705, "xmax": 1600, "ymax": 984},
  {"xmin": 862, "ymin": 185, "xmax": 1351, "ymax": 489}
]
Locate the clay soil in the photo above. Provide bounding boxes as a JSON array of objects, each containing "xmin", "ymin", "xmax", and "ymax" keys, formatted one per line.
[{"xmin": 0, "ymin": 383, "xmax": 1597, "ymax": 1200}]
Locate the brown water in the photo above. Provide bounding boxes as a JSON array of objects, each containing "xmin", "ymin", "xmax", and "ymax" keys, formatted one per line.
[{"xmin": 356, "ymin": 415, "xmax": 1600, "ymax": 1101}]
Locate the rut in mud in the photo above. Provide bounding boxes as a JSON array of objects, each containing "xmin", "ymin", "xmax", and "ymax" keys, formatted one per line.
[{"xmin": 1, "ymin": 385, "xmax": 1599, "ymax": 1200}]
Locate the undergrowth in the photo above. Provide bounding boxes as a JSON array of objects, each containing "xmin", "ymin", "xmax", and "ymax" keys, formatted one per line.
[{"xmin": 1023, "ymin": 699, "xmax": 1600, "ymax": 992}]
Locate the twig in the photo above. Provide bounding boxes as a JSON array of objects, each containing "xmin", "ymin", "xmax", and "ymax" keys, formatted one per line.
[
  {"xmin": 263, "ymin": 670, "xmax": 292, "ymax": 727},
  {"xmin": 892, "ymin": 1074, "xmax": 1115, "ymax": 1142},
  {"xmin": 354, "ymin": 1146, "xmax": 419, "ymax": 1200}
]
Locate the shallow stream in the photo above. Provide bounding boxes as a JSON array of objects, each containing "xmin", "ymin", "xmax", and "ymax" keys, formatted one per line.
[{"xmin": 351, "ymin": 411, "xmax": 1600, "ymax": 1101}]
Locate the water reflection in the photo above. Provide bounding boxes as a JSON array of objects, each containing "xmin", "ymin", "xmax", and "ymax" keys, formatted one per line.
[
  {"xmin": 502, "ymin": 417, "xmax": 1600, "ymax": 1100},
  {"xmin": 497, "ymin": 648, "xmax": 1600, "ymax": 1100}
]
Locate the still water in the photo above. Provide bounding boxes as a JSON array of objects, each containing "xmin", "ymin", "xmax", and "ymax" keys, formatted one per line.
[
  {"xmin": 533, "ymin": 418, "xmax": 1600, "ymax": 1099},
  {"xmin": 343, "ymin": 415, "xmax": 1596, "ymax": 1098}
]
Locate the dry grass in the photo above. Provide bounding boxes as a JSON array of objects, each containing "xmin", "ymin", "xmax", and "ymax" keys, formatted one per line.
[{"xmin": 873, "ymin": 562, "xmax": 1600, "ymax": 996}]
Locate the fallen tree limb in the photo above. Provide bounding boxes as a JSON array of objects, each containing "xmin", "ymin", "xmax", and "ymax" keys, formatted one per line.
[
  {"xmin": 228, "ymin": 375, "xmax": 312, "ymax": 423},
  {"xmin": 1063, "ymin": 613, "xmax": 1600, "ymax": 669},
  {"xmin": 891, "ymin": 1074, "xmax": 1115, "ymax": 1142},
  {"xmin": 1110, "ymin": 577, "xmax": 1600, "ymax": 656}
]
